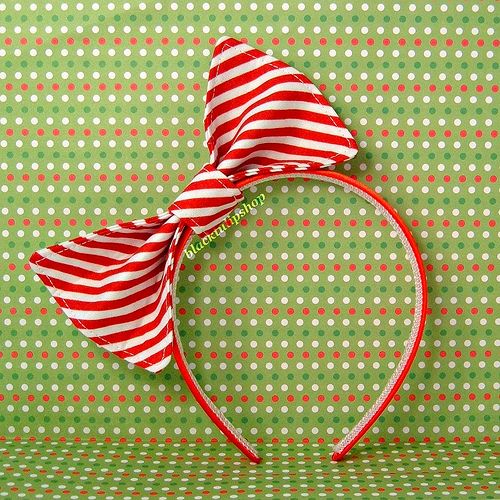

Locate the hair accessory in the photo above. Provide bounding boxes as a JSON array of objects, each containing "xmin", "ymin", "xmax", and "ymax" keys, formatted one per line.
[{"xmin": 29, "ymin": 36, "xmax": 428, "ymax": 463}]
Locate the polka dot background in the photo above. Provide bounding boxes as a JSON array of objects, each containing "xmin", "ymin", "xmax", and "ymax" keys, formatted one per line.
[{"xmin": 0, "ymin": 1, "xmax": 498, "ymax": 497}]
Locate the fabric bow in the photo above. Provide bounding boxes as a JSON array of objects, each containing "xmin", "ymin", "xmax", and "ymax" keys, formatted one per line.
[{"xmin": 29, "ymin": 35, "xmax": 358, "ymax": 374}]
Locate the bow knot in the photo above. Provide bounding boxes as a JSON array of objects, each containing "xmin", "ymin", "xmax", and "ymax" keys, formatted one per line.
[{"xmin": 167, "ymin": 163, "xmax": 244, "ymax": 238}]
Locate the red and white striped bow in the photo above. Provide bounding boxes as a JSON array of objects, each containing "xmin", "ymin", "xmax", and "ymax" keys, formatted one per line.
[{"xmin": 29, "ymin": 36, "xmax": 358, "ymax": 374}]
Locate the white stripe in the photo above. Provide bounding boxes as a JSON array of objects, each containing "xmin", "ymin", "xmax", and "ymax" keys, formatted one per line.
[
  {"xmin": 217, "ymin": 134, "xmax": 355, "ymax": 164},
  {"xmin": 33, "ymin": 230, "xmax": 166, "ymax": 259},
  {"xmin": 72, "ymin": 226, "xmax": 175, "ymax": 256},
  {"xmin": 216, "ymin": 118, "xmax": 353, "ymax": 149},
  {"xmin": 64, "ymin": 273, "xmax": 167, "ymax": 320},
  {"xmin": 124, "ymin": 328, "xmax": 172, "ymax": 363},
  {"xmin": 32, "ymin": 231, "xmax": 172, "ymax": 274},
  {"xmin": 51, "ymin": 270, "xmax": 164, "ymax": 302},
  {"xmin": 61, "ymin": 228, "xmax": 172, "ymax": 252},
  {"xmin": 170, "ymin": 199, "xmax": 239, "ymax": 219},
  {"xmin": 96, "ymin": 320, "xmax": 171, "ymax": 355},
  {"xmin": 208, "ymin": 63, "xmax": 316, "ymax": 114},
  {"xmin": 53, "ymin": 232, "xmax": 172, "ymax": 263},
  {"xmin": 173, "ymin": 187, "xmax": 242, "ymax": 202},
  {"xmin": 206, "ymin": 44, "xmax": 282, "ymax": 94},
  {"xmin": 208, "ymin": 99, "xmax": 345, "ymax": 157},
  {"xmin": 78, "ymin": 234, "xmax": 161, "ymax": 249},
  {"xmin": 226, "ymin": 162, "xmax": 316, "ymax": 178},
  {"xmin": 102, "ymin": 211, "xmax": 174, "ymax": 229},
  {"xmin": 142, "ymin": 347, "xmax": 173, "ymax": 372},
  {"xmin": 30, "ymin": 253, "xmax": 163, "ymax": 289},
  {"xmin": 64, "ymin": 278, "xmax": 173, "ymax": 337},
  {"xmin": 189, "ymin": 169, "xmax": 232, "ymax": 182}
]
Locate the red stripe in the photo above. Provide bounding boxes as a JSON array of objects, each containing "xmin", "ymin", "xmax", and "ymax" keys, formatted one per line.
[
  {"xmin": 214, "ymin": 108, "xmax": 350, "ymax": 159},
  {"xmin": 132, "ymin": 341, "xmax": 173, "ymax": 371},
  {"xmin": 32, "ymin": 249, "xmax": 164, "ymax": 282},
  {"xmin": 207, "ymin": 78, "xmax": 320, "ymax": 132},
  {"xmin": 62, "ymin": 278, "xmax": 164, "ymax": 312},
  {"xmin": 220, "ymin": 141, "xmax": 350, "ymax": 166},
  {"xmin": 34, "ymin": 239, "xmax": 169, "ymax": 268},
  {"xmin": 219, "ymin": 125, "xmax": 354, "ymax": 159},
  {"xmin": 34, "ymin": 258, "xmax": 165, "ymax": 295},
  {"xmin": 90, "ymin": 319, "xmax": 170, "ymax": 357},
  {"xmin": 207, "ymin": 48, "xmax": 290, "ymax": 100},
  {"xmin": 71, "ymin": 275, "xmax": 169, "ymax": 331},
  {"xmin": 170, "ymin": 194, "xmax": 242, "ymax": 211},
  {"xmin": 206, "ymin": 51, "xmax": 298, "ymax": 105},
  {"xmin": 208, "ymin": 94, "xmax": 339, "ymax": 157}
]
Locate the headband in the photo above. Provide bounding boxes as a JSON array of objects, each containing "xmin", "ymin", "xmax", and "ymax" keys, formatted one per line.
[{"xmin": 29, "ymin": 36, "xmax": 428, "ymax": 463}]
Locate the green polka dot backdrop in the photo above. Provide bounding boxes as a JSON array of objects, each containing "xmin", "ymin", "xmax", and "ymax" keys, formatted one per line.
[{"xmin": 0, "ymin": 1, "xmax": 498, "ymax": 498}]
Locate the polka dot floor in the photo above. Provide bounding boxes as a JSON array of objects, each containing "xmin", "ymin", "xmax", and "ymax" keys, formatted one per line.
[{"xmin": 0, "ymin": 1, "xmax": 498, "ymax": 498}]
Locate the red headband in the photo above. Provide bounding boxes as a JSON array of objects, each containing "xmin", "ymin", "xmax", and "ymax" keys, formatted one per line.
[{"xmin": 29, "ymin": 36, "xmax": 428, "ymax": 463}]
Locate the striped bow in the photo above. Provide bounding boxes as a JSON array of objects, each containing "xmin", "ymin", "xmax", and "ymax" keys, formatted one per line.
[{"xmin": 29, "ymin": 36, "xmax": 358, "ymax": 375}]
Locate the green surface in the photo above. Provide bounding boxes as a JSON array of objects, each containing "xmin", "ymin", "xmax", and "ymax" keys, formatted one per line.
[
  {"xmin": 0, "ymin": 0, "xmax": 498, "ymax": 496},
  {"xmin": 0, "ymin": 440, "xmax": 498, "ymax": 498}
]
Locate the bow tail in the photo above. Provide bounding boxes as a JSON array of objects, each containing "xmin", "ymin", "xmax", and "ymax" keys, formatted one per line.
[{"xmin": 28, "ymin": 211, "xmax": 181, "ymax": 374}]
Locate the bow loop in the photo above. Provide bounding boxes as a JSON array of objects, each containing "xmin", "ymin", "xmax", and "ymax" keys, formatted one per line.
[
  {"xmin": 204, "ymin": 36, "xmax": 358, "ymax": 181},
  {"xmin": 168, "ymin": 163, "xmax": 244, "ymax": 238},
  {"xmin": 27, "ymin": 162, "xmax": 245, "ymax": 375},
  {"xmin": 29, "ymin": 211, "xmax": 180, "ymax": 373}
]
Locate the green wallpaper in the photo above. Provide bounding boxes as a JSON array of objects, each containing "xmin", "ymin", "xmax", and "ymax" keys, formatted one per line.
[{"xmin": 0, "ymin": 1, "xmax": 497, "ymax": 454}]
